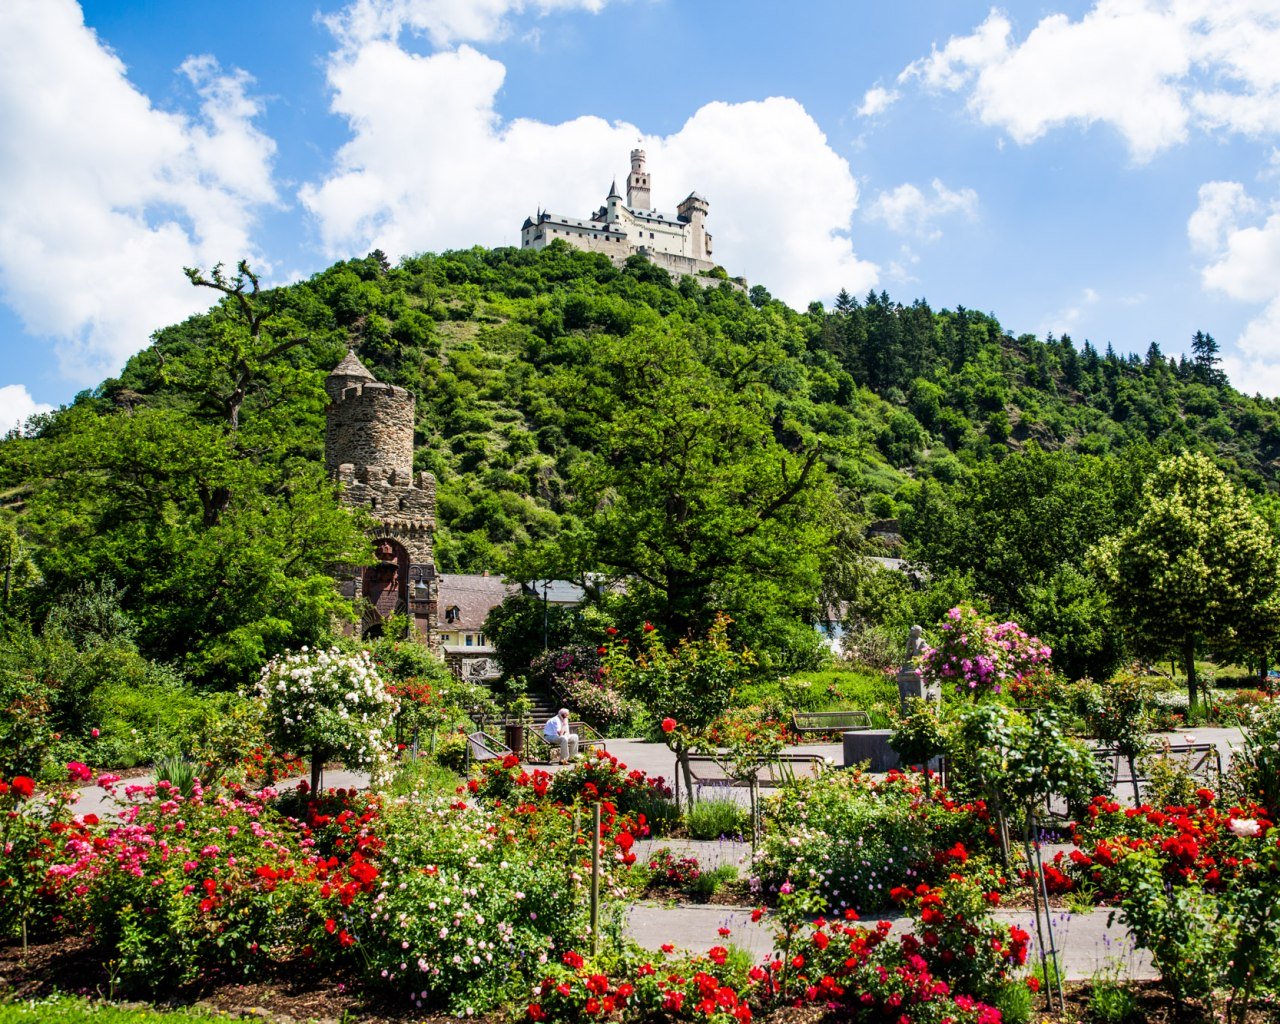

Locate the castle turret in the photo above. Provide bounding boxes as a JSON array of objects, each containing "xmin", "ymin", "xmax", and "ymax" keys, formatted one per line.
[
  {"xmin": 324, "ymin": 351, "xmax": 414, "ymax": 482},
  {"xmin": 627, "ymin": 149, "xmax": 651, "ymax": 210},
  {"xmin": 677, "ymin": 191, "xmax": 712, "ymax": 259}
]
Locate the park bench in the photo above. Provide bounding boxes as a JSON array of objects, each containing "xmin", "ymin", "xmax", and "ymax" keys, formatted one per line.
[
  {"xmin": 525, "ymin": 721, "xmax": 607, "ymax": 764},
  {"xmin": 466, "ymin": 729, "xmax": 512, "ymax": 763},
  {"xmin": 790, "ymin": 710, "xmax": 871, "ymax": 737},
  {"xmin": 683, "ymin": 752, "xmax": 826, "ymax": 798}
]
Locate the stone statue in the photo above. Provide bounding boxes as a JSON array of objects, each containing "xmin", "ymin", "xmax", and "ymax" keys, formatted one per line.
[
  {"xmin": 903, "ymin": 624, "xmax": 925, "ymax": 669},
  {"xmin": 896, "ymin": 624, "xmax": 933, "ymax": 713}
]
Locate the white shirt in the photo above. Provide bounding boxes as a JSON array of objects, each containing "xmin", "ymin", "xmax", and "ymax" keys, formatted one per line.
[{"xmin": 544, "ymin": 714, "xmax": 567, "ymax": 741}]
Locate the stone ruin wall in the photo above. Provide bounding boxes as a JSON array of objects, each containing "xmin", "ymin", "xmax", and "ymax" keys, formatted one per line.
[{"xmin": 332, "ymin": 464, "xmax": 436, "ymax": 565}]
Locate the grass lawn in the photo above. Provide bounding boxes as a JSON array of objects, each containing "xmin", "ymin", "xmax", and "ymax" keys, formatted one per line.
[{"xmin": 0, "ymin": 996, "xmax": 236, "ymax": 1023}]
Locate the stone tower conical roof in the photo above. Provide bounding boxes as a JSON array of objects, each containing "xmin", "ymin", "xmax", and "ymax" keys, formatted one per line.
[{"xmin": 329, "ymin": 350, "xmax": 377, "ymax": 381}]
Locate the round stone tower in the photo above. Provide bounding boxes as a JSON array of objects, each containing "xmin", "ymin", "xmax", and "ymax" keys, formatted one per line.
[
  {"xmin": 324, "ymin": 351, "xmax": 437, "ymax": 642},
  {"xmin": 324, "ymin": 351, "xmax": 415, "ymax": 483}
]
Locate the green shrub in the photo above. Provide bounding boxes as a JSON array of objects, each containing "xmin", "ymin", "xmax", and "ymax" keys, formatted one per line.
[
  {"xmin": 1088, "ymin": 978, "xmax": 1138, "ymax": 1024},
  {"xmin": 993, "ymin": 980, "xmax": 1034, "ymax": 1024},
  {"xmin": 435, "ymin": 733, "xmax": 468, "ymax": 773},
  {"xmin": 153, "ymin": 755, "xmax": 197, "ymax": 798},
  {"xmin": 685, "ymin": 796, "xmax": 748, "ymax": 840},
  {"xmin": 87, "ymin": 677, "xmax": 215, "ymax": 768},
  {"xmin": 757, "ymin": 769, "xmax": 986, "ymax": 913},
  {"xmin": 688, "ymin": 863, "xmax": 738, "ymax": 900}
]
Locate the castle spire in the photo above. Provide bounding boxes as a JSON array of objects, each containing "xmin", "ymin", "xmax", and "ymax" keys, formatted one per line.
[{"xmin": 608, "ymin": 178, "xmax": 620, "ymax": 199}]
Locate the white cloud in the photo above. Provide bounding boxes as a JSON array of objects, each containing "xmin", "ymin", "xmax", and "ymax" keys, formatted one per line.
[
  {"xmin": 902, "ymin": 10, "xmax": 1013, "ymax": 92},
  {"xmin": 1190, "ymin": 180, "xmax": 1280, "ymax": 393},
  {"xmin": 1037, "ymin": 286, "xmax": 1100, "ymax": 339},
  {"xmin": 0, "ymin": 384, "xmax": 53, "ymax": 435},
  {"xmin": 866, "ymin": 178, "xmax": 978, "ymax": 239},
  {"xmin": 301, "ymin": 28, "xmax": 878, "ymax": 306},
  {"xmin": 1188, "ymin": 181, "xmax": 1259, "ymax": 253},
  {"xmin": 0, "ymin": 0, "xmax": 277, "ymax": 385},
  {"xmin": 898, "ymin": 1, "xmax": 1280, "ymax": 162},
  {"xmin": 326, "ymin": 0, "xmax": 609, "ymax": 49},
  {"xmin": 856, "ymin": 86, "xmax": 899, "ymax": 118}
]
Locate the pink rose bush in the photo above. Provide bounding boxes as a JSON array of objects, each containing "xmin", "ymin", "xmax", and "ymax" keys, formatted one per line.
[{"xmin": 919, "ymin": 605, "xmax": 1052, "ymax": 699}]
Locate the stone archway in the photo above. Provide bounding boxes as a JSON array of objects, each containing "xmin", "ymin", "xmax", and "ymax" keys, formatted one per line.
[{"xmin": 362, "ymin": 537, "xmax": 408, "ymax": 634}]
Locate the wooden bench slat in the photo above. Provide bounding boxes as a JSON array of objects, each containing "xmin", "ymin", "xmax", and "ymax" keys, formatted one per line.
[{"xmin": 791, "ymin": 710, "xmax": 871, "ymax": 734}]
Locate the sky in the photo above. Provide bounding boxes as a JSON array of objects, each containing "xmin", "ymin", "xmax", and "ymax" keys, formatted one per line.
[{"xmin": 3, "ymin": 0, "xmax": 1280, "ymax": 432}]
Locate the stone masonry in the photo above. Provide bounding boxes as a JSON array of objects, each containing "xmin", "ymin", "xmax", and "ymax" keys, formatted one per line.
[{"xmin": 325, "ymin": 351, "xmax": 437, "ymax": 640}]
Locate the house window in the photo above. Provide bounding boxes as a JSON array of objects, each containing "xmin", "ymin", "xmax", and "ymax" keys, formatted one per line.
[
  {"xmin": 445, "ymin": 606, "xmax": 460, "ymax": 624},
  {"xmin": 465, "ymin": 634, "xmax": 474, "ymax": 647}
]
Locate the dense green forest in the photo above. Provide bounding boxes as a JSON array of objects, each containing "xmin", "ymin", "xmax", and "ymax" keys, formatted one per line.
[{"xmin": 4, "ymin": 241, "xmax": 1280, "ymax": 700}]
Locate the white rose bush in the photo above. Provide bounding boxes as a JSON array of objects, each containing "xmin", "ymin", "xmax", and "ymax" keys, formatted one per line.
[{"xmin": 255, "ymin": 646, "xmax": 399, "ymax": 790}]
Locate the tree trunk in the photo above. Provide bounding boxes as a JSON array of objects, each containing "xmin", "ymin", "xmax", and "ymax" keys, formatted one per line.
[
  {"xmin": 1183, "ymin": 636, "xmax": 1198, "ymax": 718},
  {"xmin": 310, "ymin": 750, "xmax": 323, "ymax": 794},
  {"xmin": 677, "ymin": 747, "xmax": 695, "ymax": 812}
]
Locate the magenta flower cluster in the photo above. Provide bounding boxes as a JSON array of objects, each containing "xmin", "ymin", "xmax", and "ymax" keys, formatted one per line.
[{"xmin": 918, "ymin": 605, "xmax": 1052, "ymax": 698}]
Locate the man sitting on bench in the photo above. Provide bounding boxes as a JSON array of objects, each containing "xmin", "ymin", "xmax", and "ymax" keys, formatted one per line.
[{"xmin": 543, "ymin": 708, "xmax": 579, "ymax": 763}]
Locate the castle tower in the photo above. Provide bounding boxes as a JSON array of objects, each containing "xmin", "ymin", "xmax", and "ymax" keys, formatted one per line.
[
  {"xmin": 627, "ymin": 148, "xmax": 651, "ymax": 210},
  {"xmin": 677, "ymin": 192, "xmax": 712, "ymax": 260},
  {"xmin": 325, "ymin": 352, "xmax": 437, "ymax": 641}
]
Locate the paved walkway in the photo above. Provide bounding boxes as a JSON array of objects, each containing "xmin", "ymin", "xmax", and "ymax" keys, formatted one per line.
[
  {"xmin": 623, "ymin": 902, "xmax": 1154, "ymax": 981},
  {"xmin": 72, "ymin": 768, "xmax": 371, "ymax": 819}
]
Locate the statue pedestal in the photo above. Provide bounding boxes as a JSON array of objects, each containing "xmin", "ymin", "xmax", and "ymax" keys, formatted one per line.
[
  {"xmin": 843, "ymin": 729, "xmax": 900, "ymax": 772},
  {"xmin": 896, "ymin": 667, "xmax": 925, "ymax": 712}
]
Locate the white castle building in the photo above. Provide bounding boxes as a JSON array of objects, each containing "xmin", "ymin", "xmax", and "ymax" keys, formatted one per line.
[{"xmin": 521, "ymin": 150, "xmax": 740, "ymax": 284}]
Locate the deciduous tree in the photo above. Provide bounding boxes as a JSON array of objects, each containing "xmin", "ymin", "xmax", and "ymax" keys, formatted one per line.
[{"xmin": 1092, "ymin": 453, "xmax": 1280, "ymax": 711}]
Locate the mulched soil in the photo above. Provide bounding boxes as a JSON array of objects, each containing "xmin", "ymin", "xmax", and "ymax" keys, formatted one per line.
[
  {"xmin": 5, "ymin": 937, "xmax": 1276, "ymax": 1024},
  {"xmin": 641, "ymin": 880, "xmax": 757, "ymax": 907}
]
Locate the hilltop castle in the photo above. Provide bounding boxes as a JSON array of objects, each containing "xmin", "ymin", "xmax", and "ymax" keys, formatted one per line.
[{"xmin": 520, "ymin": 150, "xmax": 741, "ymax": 285}]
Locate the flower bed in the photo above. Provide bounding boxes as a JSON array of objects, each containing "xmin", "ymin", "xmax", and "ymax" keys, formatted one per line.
[{"xmin": 754, "ymin": 768, "xmax": 997, "ymax": 914}]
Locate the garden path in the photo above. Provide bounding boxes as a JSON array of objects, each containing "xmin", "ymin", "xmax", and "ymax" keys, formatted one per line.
[
  {"xmin": 622, "ymin": 901, "xmax": 1156, "ymax": 981},
  {"xmin": 72, "ymin": 767, "xmax": 371, "ymax": 819}
]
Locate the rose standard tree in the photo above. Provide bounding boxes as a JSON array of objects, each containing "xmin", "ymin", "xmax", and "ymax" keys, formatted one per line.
[
  {"xmin": 254, "ymin": 647, "xmax": 398, "ymax": 791},
  {"xmin": 602, "ymin": 613, "xmax": 753, "ymax": 808}
]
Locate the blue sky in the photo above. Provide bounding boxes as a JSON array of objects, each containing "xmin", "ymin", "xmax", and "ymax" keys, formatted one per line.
[{"xmin": 3, "ymin": 0, "xmax": 1279, "ymax": 431}]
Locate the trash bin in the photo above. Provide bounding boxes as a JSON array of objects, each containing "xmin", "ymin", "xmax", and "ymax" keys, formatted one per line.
[{"xmin": 504, "ymin": 722, "xmax": 526, "ymax": 757}]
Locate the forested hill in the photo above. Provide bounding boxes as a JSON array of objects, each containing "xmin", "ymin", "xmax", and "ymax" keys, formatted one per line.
[
  {"xmin": 4, "ymin": 241, "xmax": 1280, "ymax": 683},
  {"xmin": 124, "ymin": 241, "xmax": 1274, "ymax": 552},
  {"xmin": 38, "ymin": 243, "xmax": 1280, "ymax": 569}
]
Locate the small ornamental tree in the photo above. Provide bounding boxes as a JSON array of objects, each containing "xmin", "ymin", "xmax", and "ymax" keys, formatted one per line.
[
  {"xmin": 602, "ymin": 613, "xmax": 754, "ymax": 807},
  {"xmin": 1092, "ymin": 452, "xmax": 1280, "ymax": 714},
  {"xmin": 1083, "ymin": 673, "xmax": 1152, "ymax": 804},
  {"xmin": 919, "ymin": 604, "xmax": 1052, "ymax": 699},
  {"xmin": 254, "ymin": 647, "xmax": 398, "ymax": 791}
]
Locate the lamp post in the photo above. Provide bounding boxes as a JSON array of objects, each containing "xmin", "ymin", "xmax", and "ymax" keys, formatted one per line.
[
  {"xmin": 410, "ymin": 564, "xmax": 434, "ymax": 645},
  {"xmin": 542, "ymin": 579, "xmax": 550, "ymax": 651}
]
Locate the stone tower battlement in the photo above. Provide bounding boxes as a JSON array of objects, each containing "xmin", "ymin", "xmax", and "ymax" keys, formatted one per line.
[{"xmin": 324, "ymin": 353, "xmax": 416, "ymax": 482}]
